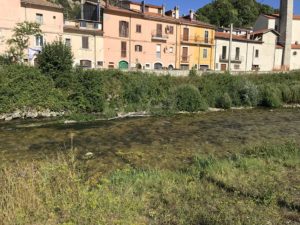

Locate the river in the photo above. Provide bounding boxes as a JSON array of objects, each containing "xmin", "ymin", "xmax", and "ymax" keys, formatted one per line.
[{"xmin": 1, "ymin": 108, "xmax": 300, "ymax": 175}]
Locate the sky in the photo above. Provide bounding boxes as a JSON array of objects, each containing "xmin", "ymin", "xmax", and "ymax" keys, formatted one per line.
[{"xmin": 145, "ymin": 0, "xmax": 300, "ymax": 15}]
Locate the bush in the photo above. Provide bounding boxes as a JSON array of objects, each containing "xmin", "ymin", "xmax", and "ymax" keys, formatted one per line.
[
  {"xmin": 188, "ymin": 67, "xmax": 198, "ymax": 77},
  {"xmin": 260, "ymin": 85, "xmax": 282, "ymax": 108},
  {"xmin": 291, "ymin": 84, "xmax": 300, "ymax": 103},
  {"xmin": 239, "ymin": 80, "xmax": 259, "ymax": 106},
  {"xmin": 279, "ymin": 84, "xmax": 293, "ymax": 103},
  {"xmin": 173, "ymin": 85, "xmax": 208, "ymax": 112},
  {"xmin": 37, "ymin": 41, "xmax": 73, "ymax": 79},
  {"xmin": 216, "ymin": 92, "xmax": 232, "ymax": 109}
]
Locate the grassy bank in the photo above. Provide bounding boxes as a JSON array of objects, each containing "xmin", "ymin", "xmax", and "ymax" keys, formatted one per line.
[
  {"xmin": 1, "ymin": 142, "xmax": 299, "ymax": 225},
  {"xmin": 1, "ymin": 65, "xmax": 300, "ymax": 117}
]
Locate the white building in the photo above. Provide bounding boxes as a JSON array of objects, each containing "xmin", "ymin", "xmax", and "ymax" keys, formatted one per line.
[
  {"xmin": 214, "ymin": 29, "xmax": 279, "ymax": 72},
  {"xmin": 253, "ymin": 0, "xmax": 300, "ymax": 70}
]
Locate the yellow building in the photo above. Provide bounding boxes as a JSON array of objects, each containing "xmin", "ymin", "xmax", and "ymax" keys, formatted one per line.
[{"xmin": 176, "ymin": 11, "xmax": 215, "ymax": 70}]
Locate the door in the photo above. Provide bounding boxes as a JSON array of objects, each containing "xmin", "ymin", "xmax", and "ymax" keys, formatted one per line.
[
  {"xmin": 119, "ymin": 60, "xmax": 129, "ymax": 69},
  {"xmin": 221, "ymin": 64, "xmax": 227, "ymax": 71},
  {"xmin": 183, "ymin": 28, "xmax": 189, "ymax": 41},
  {"xmin": 156, "ymin": 44, "xmax": 161, "ymax": 58},
  {"xmin": 157, "ymin": 24, "xmax": 162, "ymax": 37}
]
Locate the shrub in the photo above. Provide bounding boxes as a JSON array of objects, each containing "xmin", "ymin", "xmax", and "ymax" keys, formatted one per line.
[
  {"xmin": 173, "ymin": 84, "xmax": 208, "ymax": 112},
  {"xmin": 238, "ymin": 80, "xmax": 259, "ymax": 106},
  {"xmin": 188, "ymin": 67, "xmax": 198, "ymax": 77},
  {"xmin": 37, "ymin": 40, "xmax": 73, "ymax": 78},
  {"xmin": 259, "ymin": 85, "xmax": 282, "ymax": 108},
  {"xmin": 279, "ymin": 84, "xmax": 293, "ymax": 103},
  {"xmin": 291, "ymin": 84, "xmax": 300, "ymax": 103},
  {"xmin": 216, "ymin": 92, "xmax": 232, "ymax": 109}
]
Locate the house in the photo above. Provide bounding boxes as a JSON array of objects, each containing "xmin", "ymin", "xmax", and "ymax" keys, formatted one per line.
[
  {"xmin": 102, "ymin": 1, "xmax": 215, "ymax": 70},
  {"xmin": 214, "ymin": 29, "xmax": 279, "ymax": 72},
  {"xmin": 253, "ymin": 0, "xmax": 300, "ymax": 70},
  {"xmin": 0, "ymin": 0, "xmax": 64, "ymax": 64}
]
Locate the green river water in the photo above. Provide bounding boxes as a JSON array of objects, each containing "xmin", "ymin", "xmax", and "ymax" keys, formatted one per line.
[{"xmin": 1, "ymin": 108, "xmax": 300, "ymax": 175}]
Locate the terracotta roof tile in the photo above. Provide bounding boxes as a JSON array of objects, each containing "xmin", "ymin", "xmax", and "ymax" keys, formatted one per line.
[
  {"xmin": 215, "ymin": 32, "xmax": 262, "ymax": 43},
  {"xmin": 292, "ymin": 44, "xmax": 300, "ymax": 49},
  {"xmin": 263, "ymin": 14, "xmax": 300, "ymax": 20}
]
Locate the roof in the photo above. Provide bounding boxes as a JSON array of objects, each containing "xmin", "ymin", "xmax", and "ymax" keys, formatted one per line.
[
  {"xmin": 104, "ymin": 5, "xmax": 215, "ymax": 29},
  {"xmin": 130, "ymin": 1, "xmax": 163, "ymax": 9},
  {"xmin": 21, "ymin": 0, "xmax": 63, "ymax": 10},
  {"xmin": 215, "ymin": 32, "xmax": 262, "ymax": 43},
  {"xmin": 292, "ymin": 44, "xmax": 300, "ymax": 49},
  {"xmin": 250, "ymin": 29, "xmax": 280, "ymax": 36},
  {"xmin": 263, "ymin": 14, "xmax": 300, "ymax": 20},
  {"xmin": 63, "ymin": 25, "xmax": 103, "ymax": 36}
]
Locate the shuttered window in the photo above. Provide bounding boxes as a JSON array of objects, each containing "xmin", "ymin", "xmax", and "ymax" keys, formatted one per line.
[
  {"xmin": 82, "ymin": 36, "xmax": 89, "ymax": 49},
  {"xmin": 119, "ymin": 21, "xmax": 129, "ymax": 37},
  {"xmin": 121, "ymin": 41, "xmax": 127, "ymax": 57},
  {"xmin": 136, "ymin": 24, "xmax": 142, "ymax": 33}
]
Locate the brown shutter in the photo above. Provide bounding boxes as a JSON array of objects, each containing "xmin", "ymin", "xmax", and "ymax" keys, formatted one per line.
[
  {"xmin": 183, "ymin": 28, "xmax": 189, "ymax": 41},
  {"xmin": 182, "ymin": 47, "xmax": 188, "ymax": 62},
  {"xmin": 157, "ymin": 24, "xmax": 162, "ymax": 37},
  {"xmin": 82, "ymin": 36, "xmax": 89, "ymax": 49}
]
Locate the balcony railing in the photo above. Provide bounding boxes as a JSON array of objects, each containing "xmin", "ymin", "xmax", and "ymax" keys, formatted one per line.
[
  {"xmin": 181, "ymin": 55, "xmax": 191, "ymax": 63},
  {"xmin": 152, "ymin": 30, "xmax": 168, "ymax": 40},
  {"xmin": 181, "ymin": 35, "xmax": 214, "ymax": 45},
  {"xmin": 219, "ymin": 55, "xmax": 244, "ymax": 63}
]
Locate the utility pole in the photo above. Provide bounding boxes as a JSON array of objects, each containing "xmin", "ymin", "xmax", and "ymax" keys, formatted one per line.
[{"xmin": 228, "ymin": 23, "xmax": 233, "ymax": 73}]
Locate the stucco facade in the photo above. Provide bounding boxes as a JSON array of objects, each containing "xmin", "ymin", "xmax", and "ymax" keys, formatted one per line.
[{"xmin": 0, "ymin": 0, "xmax": 64, "ymax": 63}]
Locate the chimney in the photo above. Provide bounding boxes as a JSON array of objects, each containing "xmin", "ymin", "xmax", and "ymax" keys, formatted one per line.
[
  {"xmin": 279, "ymin": 0, "xmax": 293, "ymax": 70},
  {"xmin": 141, "ymin": 1, "xmax": 146, "ymax": 13},
  {"xmin": 189, "ymin": 9, "xmax": 194, "ymax": 20},
  {"xmin": 81, "ymin": 0, "xmax": 84, "ymax": 20},
  {"xmin": 174, "ymin": 6, "xmax": 179, "ymax": 19},
  {"xmin": 162, "ymin": 4, "xmax": 166, "ymax": 16}
]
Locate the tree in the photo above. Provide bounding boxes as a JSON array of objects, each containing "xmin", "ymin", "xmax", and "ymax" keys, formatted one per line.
[
  {"xmin": 196, "ymin": 0, "xmax": 276, "ymax": 28},
  {"xmin": 7, "ymin": 22, "xmax": 41, "ymax": 63},
  {"xmin": 37, "ymin": 40, "xmax": 73, "ymax": 78}
]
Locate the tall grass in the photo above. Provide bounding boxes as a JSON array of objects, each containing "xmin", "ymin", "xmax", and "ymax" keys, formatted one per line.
[{"xmin": 1, "ymin": 143, "xmax": 299, "ymax": 225}]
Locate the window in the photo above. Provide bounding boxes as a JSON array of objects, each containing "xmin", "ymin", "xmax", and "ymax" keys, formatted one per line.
[
  {"xmin": 183, "ymin": 28, "xmax": 189, "ymax": 41},
  {"xmin": 135, "ymin": 45, "xmax": 143, "ymax": 52},
  {"xmin": 158, "ymin": 8, "xmax": 162, "ymax": 14},
  {"xmin": 204, "ymin": 30, "xmax": 209, "ymax": 43},
  {"xmin": 97, "ymin": 61, "xmax": 103, "ymax": 66},
  {"xmin": 80, "ymin": 60, "xmax": 92, "ymax": 68},
  {"xmin": 156, "ymin": 24, "xmax": 163, "ymax": 37},
  {"xmin": 166, "ymin": 26, "xmax": 174, "ymax": 34},
  {"xmin": 145, "ymin": 63, "xmax": 151, "ymax": 69},
  {"xmin": 145, "ymin": 6, "xmax": 149, "ymax": 12},
  {"xmin": 156, "ymin": 44, "xmax": 161, "ymax": 58},
  {"xmin": 255, "ymin": 49, "xmax": 259, "ymax": 58},
  {"xmin": 119, "ymin": 21, "xmax": 129, "ymax": 37},
  {"xmin": 121, "ymin": 41, "xmax": 127, "ymax": 57},
  {"xmin": 235, "ymin": 47, "xmax": 240, "ymax": 60},
  {"xmin": 234, "ymin": 64, "xmax": 240, "ymax": 70},
  {"xmin": 180, "ymin": 64, "xmax": 189, "ymax": 70},
  {"xmin": 169, "ymin": 47, "xmax": 174, "ymax": 53},
  {"xmin": 222, "ymin": 46, "xmax": 227, "ymax": 60},
  {"xmin": 36, "ymin": 13, "xmax": 43, "ymax": 24},
  {"xmin": 203, "ymin": 48, "xmax": 208, "ymax": 59},
  {"xmin": 65, "ymin": 38, "xmax": 71, "ymax": 47},
  {"xmin": 35, "ymin": 35, "xmax": 43, "ymax": 47},
  {"xmin": 136, "ymin": 24, "xmax": 142, "ymax": 33},
  {"xmin": 82, "ymin": 36, "xmax": 89, "ymax": 49}
]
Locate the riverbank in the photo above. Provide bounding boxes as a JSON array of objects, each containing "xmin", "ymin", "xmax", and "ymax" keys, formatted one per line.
[
  {"xmin": 1, "ymin": 142, "xmax": 299, "ymax": 225},
  {"xmin": 1, "ymin": 65, "xmax": 300, "ymax": 121}
]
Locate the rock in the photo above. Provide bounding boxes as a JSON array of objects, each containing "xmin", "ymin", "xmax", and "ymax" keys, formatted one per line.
[
  {"xmin": 11, "ymin": 110, "xmax": 22, "ymax": 119},
  {"xmin": 83, "ymin": 152, "xmax": 94, "ymax": 159},
  {"xmin": 64, "ymin": 120, "xmax": 77, "ymax": 124},
  {"xmin": 5, "ymin": 116, "xmax": 13, "ymax": 121},
  {"xmin": 39, "ymin": 109, "xmax": 51, "ymax": 117},
  {"xmin": 26, "ymin": 109, "xmax": 38, "ymax": 118}
]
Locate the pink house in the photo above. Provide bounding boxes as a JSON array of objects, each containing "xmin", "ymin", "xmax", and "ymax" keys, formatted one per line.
[
  {"xmin": 0, "ymin": 0, "xmax": 64, "ymax": 63},
  {"xmin": 103, "ymin": 1, "xmax": 179, "ymax": 70}
]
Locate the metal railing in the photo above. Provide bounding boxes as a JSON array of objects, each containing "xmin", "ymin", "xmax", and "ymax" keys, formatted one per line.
[
  {"xmin": 219, "ymin": 55, "xmax": 244, "ymax": 63},
  {"xmin": 152, "ymin": 30, "xmax": 168, "ymax": 40},
  {"xmin": 181, "ymin": 35, "xmax": 214, "ymax": 44}
]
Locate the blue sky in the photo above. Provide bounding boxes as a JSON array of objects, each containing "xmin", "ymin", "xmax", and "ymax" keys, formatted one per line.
[{"xmin": 146, "ymin": 0, "xmax": 300, "ymax": 15}]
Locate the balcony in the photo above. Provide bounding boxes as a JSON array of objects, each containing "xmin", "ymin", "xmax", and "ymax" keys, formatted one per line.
[
  {"xmin": 219, "ymin": 55, "xmax": 244, "ymax": 63},
  {"xmin": 181, "ymin": 55, "xmax": 191, "ymax": 63},
  {"xmin": 181, "ymin": 35, "xmax": 214, "ymax": 45},
  {"xmin": 152, "ymin": 30, "xmax": 168, "ymax": 41}
]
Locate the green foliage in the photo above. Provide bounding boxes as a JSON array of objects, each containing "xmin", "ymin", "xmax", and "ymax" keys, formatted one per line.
[
  {"xmin": 0, "ymin": 65, "xmax": 68, "ymax": 113},
  {"xmin": 259, "ymin": 85, "xmax": 282, "ymax": 108},
  {"xmin": 290, "ymin": 84, "xmax": 300, "ymax": 103},
  {"xmin": 196, "ymin": 0, "xmax": 275, "ymax": 27},
  {"xmin": 188, "ymin": 67, "xmax": 198, "ymax": 77},
  {"xmin": 1, "ymin": 142, "xmax": 298, "ymax": 224},
  {"xmin": 216, "ymin": 92, "xmax": 232, "ymax": 109},
  {"xmin": 37, "ymin": 41, "xmax": 73, "ymax": 78},
  {"xmin": 173, "ymin": 85, "xmax": 208, "ymax": 112},
  {"xmin": 6, "ymin": 22, "xmax": 41, "ymax": 62}
]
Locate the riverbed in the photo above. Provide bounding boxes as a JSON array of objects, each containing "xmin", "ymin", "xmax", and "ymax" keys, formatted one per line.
[{"xmin": 1, "ymin": 108, "xmax": 300, "ymax": 175}]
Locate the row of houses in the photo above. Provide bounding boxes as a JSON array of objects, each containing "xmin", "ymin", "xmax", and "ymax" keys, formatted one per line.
[{"xmin": 0, "ymin": 0, "xmax": 299, "ymax": 72}]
